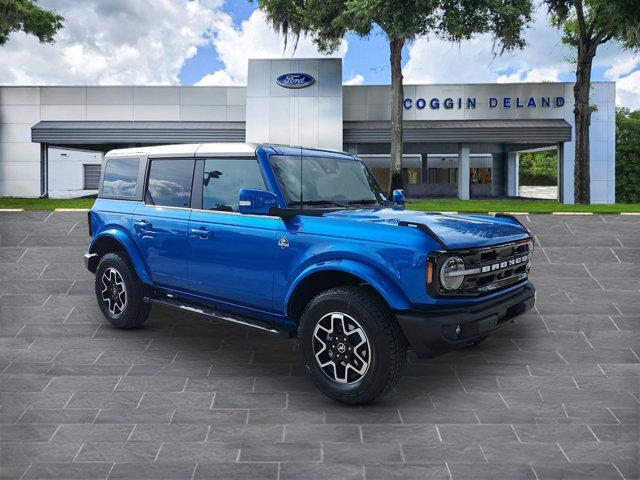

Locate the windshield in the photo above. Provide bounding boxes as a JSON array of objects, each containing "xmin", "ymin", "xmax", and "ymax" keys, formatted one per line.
[{"xmin": 270, "ymin": 155, "xmax": 386, "ymax": 208}]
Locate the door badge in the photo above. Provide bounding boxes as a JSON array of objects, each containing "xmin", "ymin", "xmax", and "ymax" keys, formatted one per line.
[{"xmin": 278, "ymin": 236, "xmax": 289, "ymax": 249}]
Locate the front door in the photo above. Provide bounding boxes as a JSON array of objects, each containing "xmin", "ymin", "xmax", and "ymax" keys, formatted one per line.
[
  {"xmin": 132, "ymin": 158, "xmax": 195, "ymax": 289},
  {"xmin": 188, "ymin": 157, "xmax": 280, "ymax": 313}
]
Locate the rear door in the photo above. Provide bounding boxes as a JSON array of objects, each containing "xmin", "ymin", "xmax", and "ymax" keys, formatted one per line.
[
  {"xmin": 188, "ymin": 157, "xmax": 280, "ymax": 313},
  {"xmin": 132, "ymin": 158, "xmax": 195, "ymax": 289}
]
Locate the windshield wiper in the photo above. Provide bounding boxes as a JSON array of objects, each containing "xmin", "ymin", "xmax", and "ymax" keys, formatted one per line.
[
  {"xmin": 290, "ymin": 200, "xmax": 348, "ymax": 208},
  {"xmin": 347, "ymin": 199, "xmax": 379, "ymax": 206}
]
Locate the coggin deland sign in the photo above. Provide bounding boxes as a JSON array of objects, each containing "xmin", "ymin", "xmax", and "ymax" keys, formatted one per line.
[{"xmin": 403, "ymin": 95, "xmax": 565, "ymax": 110}]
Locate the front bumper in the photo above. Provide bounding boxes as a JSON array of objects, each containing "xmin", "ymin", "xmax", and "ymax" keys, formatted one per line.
[{"xmin": 396, "ymin": 281, "xmax": 535, "ymax": 358}]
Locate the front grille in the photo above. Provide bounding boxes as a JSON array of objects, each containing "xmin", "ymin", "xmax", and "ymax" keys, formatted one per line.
[{"xmin": 430, "ymin": 239, "xmax": 532, "ymax": 297}]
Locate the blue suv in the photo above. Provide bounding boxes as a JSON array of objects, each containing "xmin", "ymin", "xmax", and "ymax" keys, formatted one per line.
[{"xmin": 85, "ymin": 143, "xmax": 535, "ymax": 404}]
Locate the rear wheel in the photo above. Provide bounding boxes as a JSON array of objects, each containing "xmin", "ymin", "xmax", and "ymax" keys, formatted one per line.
[
  {"xmin": 299, "ymin": 286, "xmax": 407, "ymax": 405},
  {"xmin": 95, "ymin": 252, "xmax": 150, "ymax": 328}
]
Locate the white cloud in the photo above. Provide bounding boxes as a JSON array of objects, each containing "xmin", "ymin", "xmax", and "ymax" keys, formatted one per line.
[
  {"xmin": 0, "ymin": 0, "xmax": 225, "ymax": 85},
  {"xmin": 403, "ymin": 9, "xmax": 572, "ymax": 85},
  {"xmin": 604, "ymin": 54, "xmax": 639, "ymax": 81},
  {"xmin": 343, "ymin": 74, "xmax": 364, "ymax": 85},
  {"xmin": 497, "ymin": 67, "xmax": 561, "ymax": 83},
  {"xmin": 616, "ymin": 70, "xmax": 640, "ymax": 110},
  {"xmin": 402, "ymin": 7, "xmax": 639, "ymax": 108},
  {"xmin": 196, "ymin": 9, "xmax": 348, "ymax": 86}
]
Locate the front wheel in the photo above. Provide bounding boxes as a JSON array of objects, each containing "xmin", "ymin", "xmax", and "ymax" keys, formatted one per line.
[
  {"xmin": 95, "ymin": 252, "xmax": 150, "ymax": 329},
  {"xmin": 299, "ymin": 286, "xmax": 407, "ymax": 405}
]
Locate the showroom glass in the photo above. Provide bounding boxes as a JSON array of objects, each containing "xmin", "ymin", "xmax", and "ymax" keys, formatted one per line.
[
  {"xmin": 202, "ymin": 159, "xmax": 266, "ymax": 212},
  {"xmin": 270, "ymin": 156, "xmax": 385, "ymax": 207},
  {"xmin": 101, "ymin": 158, "xmax": 139, "ymax": 197},
  {"xmin": 145, "ymin": 159, "xmax": 195, "ymax": 208}
]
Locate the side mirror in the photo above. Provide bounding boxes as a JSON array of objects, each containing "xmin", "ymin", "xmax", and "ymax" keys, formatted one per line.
[
  {"xmin": 392, "ymin": 189, "xmax": 405, "ymax": 209},
  {"xmin": 238, "ymin": 189, "xmax": 278, "ymax": 215}
]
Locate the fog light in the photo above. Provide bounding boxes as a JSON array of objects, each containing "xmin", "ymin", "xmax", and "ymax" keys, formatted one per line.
[{"xmin": 440, "ymin": 256, "xmax": 465, "ymax": 291}]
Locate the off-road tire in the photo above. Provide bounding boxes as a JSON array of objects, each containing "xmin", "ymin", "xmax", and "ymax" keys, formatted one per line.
[
  {"xmin": 95, "ymin": 252, "xmax": 151, "ymax": 329},
  {"xmin": 299, "ymin": 285, "xmax": 407, "ymax": 405}
]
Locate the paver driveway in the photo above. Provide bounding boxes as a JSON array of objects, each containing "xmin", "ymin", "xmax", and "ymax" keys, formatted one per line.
[{"xmin": 0, "ymin": 211, "xmax": 638, "ymax": 480}]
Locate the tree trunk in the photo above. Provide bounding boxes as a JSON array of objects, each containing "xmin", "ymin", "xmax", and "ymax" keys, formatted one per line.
[
  {"xmin": 388, "ymin": 36, "xmax": 405, "ymax": 197},
  {"xmin": 573, "ymin": 45, "xmax": 595, "ymax": 204}
]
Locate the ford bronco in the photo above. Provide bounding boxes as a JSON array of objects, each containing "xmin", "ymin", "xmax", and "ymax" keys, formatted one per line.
[{"xmin": 85, "ymin": 143, "xmax": 535, "ymax": 404}]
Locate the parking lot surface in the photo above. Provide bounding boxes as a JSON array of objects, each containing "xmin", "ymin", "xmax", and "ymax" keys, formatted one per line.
[{"xmin": 0, "ymin": 211, "xmax": 638, "ymax": 479}]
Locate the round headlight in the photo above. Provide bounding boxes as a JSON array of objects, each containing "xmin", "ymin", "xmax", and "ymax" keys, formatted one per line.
[{"xmin": 440, "ymin": 256, "xmax": 465, "ymax": 291}]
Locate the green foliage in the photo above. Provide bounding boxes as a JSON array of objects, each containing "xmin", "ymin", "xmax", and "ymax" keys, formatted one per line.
[
  {"xmin": 519, "ymin": 150, "xmax": 558, "ymax": 186},
  {"xmin": 545, "ymin": 0, "xmax": 640, "ymax": 51},
  {"xmin": 616, "ymin": 108, "xmax": 640, "ymax": 203},
  {"xmin": 0, "ymin": 0, "xmax": 64, "ymax": 46},
  {"xmin": 258, "ymin": 0, "xmax": 533, "ymax": 53}
]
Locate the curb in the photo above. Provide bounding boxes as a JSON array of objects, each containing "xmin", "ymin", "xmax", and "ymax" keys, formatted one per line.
[
  {"xmin": 620, "ymin": 212, "xmax": 640, "ymax": 216},
  {"xmin": 551, "ymin": 212, "xmax": 594, "ymax": 215},
  {"xmin": 54, "ymin": 208, "xmax": 89, "ymax": 212},
  {"xmin": 0, "ymin": 208, "xmax": 24, "ymax": 212}
]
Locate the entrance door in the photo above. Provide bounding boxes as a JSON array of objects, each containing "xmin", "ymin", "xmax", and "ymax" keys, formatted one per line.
[
  {"xmin": 132, "ymin": 158, "xmax": 195, "ymax": 289},
  {"xmin": 188, "ymin": 157, "xmax": 280, "ymax": 313}
]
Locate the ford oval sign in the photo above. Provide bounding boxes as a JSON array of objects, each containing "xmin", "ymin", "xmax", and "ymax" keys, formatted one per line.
[{"xmin": 276, "ymin": 73, "xmax": 315, "ymax": 89}]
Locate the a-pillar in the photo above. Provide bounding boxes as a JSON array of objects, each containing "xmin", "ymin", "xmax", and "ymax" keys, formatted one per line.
[
  {"xmin": 457, "ymin": 143, "xmax": 470, "ymax": 200},
  {"xmin": 507, "ymin": 151, "xmax": 519, "ymax": 197}
]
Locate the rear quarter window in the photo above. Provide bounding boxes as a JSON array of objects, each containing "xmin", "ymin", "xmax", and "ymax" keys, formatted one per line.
[{"xmin": 101, "ymin": 158, "xmax": 140, "ymax": 197}]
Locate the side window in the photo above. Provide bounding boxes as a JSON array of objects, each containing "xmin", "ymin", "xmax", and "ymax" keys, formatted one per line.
[
  {"xmin": 101, "ymin": 157, "xmax": 139, "ymax": 197},
  {"xmin": 202, "ymin": 158, "xmax": 265, "ymax": 212},
  {"xmin": 145, "ymin": 159, "xmax": 195, "ymax": 208}
]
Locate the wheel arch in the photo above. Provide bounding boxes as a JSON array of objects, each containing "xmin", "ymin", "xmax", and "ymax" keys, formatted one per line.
[
  {"xmin": 285, "ymin": 260, "xmax": 411, "ymax": 322},
  {"xmin": 89, "ymin": 229, "xmax": 151, "ymax": 284}
]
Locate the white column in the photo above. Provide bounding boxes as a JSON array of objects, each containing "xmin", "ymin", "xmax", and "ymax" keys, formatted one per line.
[
  {"xmin": 507, "ymin": 151, "xmax": 519, "ymax": 197},
  {"xmin": 457, "ymin": 143, "xmax": 470, "ymax": 200}
]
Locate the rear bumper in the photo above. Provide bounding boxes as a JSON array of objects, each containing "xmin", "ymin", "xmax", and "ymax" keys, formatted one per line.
[
  {"xmin": 84, "ymin": 252, "xmax": 98, "ymax": 272},
  {"xmin": 395, "ymin": 282, "xmax": 535, "ymax": 358}
]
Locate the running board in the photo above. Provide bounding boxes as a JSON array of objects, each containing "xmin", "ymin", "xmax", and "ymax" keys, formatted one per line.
[{"xmin": 144, "ymin": 294, "xmax": 287, "ymax": 336}]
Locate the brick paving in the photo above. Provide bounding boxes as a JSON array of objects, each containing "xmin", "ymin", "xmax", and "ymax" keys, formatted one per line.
[{"xmin": 0, "ymin": 211, "xmax": 638, "ymax": 479}]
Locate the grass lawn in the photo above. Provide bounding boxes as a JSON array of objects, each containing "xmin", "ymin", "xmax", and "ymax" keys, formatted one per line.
[
  {"xmin": 0, "ymin": 197, "xmax": 96, "ymax": 210},
  {"xmin": 1, "ymin": 197, "xmax": 639, "ymax": 213},
  {"xmin": 407, "ymin": 199, "xmax": 640, "ymax": 214}
]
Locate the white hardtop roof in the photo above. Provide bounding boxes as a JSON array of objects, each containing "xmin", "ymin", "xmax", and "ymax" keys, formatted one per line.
[{"xmin": 105, "ymin": 143, "xmax": 258, "ymax": 158}]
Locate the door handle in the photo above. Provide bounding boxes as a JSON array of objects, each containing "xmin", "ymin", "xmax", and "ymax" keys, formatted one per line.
[
  {"xmin": 135, "ymin": 219, "xmax": 152, "ymax": 230},
  {"xmin": 190, "ymin": 227, "xmax": 211, "ymax": 238}
]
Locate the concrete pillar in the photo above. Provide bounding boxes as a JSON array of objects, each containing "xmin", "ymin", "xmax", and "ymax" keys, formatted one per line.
[
  {"xmin": 507, "ymin": 151, "xmax": 519, "ymax": 197},
  {"xmin": 557, "ymin": 142, "xmax": 565, "ymax": 203},
  {"xmin": 457, "ymin": 143, "xmax": 470, "ymax": 200}
]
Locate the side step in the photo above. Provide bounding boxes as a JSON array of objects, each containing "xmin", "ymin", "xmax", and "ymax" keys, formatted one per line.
[{"xmin": 144, "ymin": 294, "xmax": 289, "ymax": 336}]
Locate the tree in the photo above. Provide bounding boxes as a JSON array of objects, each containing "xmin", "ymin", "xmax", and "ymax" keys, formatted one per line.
[
  {"xmin": 258, "ymin": 0, "xmax": 532, "ymax": 196},
  {"xmin": 544, "ymin": 0, "xmax": 640, "ymax": 204},
  {"xmin": 615, "ymin": 107, "xmax": 640, "ymax": 203},
  {"xmin": 0, "ymin": 0, "xmax": 64, "ymax": 46}
]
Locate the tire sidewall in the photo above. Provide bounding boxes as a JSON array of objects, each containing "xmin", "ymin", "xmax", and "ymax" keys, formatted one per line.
[
  {"xmin": 300, "ymin": 291, "xmax": 395, "ymax": 402},
  {"xmin": 95, "ymin": 253, "xmax": 142, "ymax": 328}
]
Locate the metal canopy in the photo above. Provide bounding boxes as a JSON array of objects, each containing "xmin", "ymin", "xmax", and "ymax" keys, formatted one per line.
[
  {"xmin": 344, "ymin": 119, "xmax": 572, "ymax": 144},
  {"xmin": 32, "ymin": 121, "xmax": 246, "ymax": 144},
  {"xmin": 32, "ymin": 119, "xmax": 571, "ymax": 146}
]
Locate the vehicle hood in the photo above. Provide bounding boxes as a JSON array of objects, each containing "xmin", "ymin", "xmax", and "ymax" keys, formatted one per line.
[{"xmin": 322, "ymin": 208, "xmax": 530, "ymax": 250}]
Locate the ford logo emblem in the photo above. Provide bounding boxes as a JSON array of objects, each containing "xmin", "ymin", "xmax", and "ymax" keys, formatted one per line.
[{"xmin": 276, "ymin": 73, "xmax": 315, "ymax": 89}]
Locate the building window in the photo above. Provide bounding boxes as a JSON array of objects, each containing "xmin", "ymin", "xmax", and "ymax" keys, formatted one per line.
[
  {"xmin": 101, "ymin": 157, "xmax": 139, "ymax": 197},
  {"xmin": 471, "ymin": 168, "xmax": 492, "ymax": 184},
  {"xmin": 428, "ymin": 168, "xmax": 458, "ymax": 185},
  {"xmin": 83, "ymin": 164, "xmax": 102, "ymax": 190},
  {"xmin": 202, "ymin": 159, "xmax": 265, "ymax": 212},
  {"xmin": 406, "ymin": 168, "xmax": 421, "ymax": 185},
  {"xmin": 145, "ymin": 159, "xmax": 195, "ymax": 208}
]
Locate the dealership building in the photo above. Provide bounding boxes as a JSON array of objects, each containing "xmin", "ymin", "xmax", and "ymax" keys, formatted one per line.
[{"xmin": 0, "ymin": 58, "xmax": 616, "ymax": 203}]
